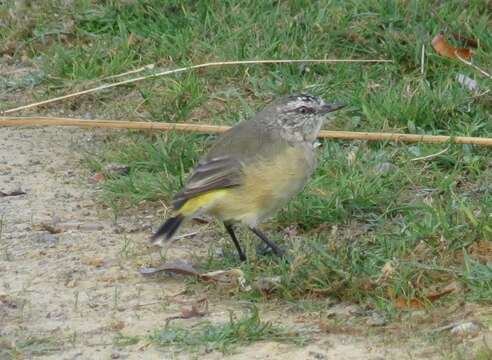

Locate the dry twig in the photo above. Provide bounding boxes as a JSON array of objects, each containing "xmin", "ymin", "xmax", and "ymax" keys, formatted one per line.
[
  {"xmin": 2, "ymin": 116, "xmax": 492, "ymax": 147},
  {"xmin": 410, "ymin": 147, "xmax": 449, "ymax": 161},
  {"xmin": 100, "ymin": 63, "xmax": 156, "ymax": 81},
  {"xmin": 0, "ymin": 58, "xmax": 391, "ymax": 115},
  {"xmin": 455, "ymin": 53, "xmax": 492, "ymax": 79}
]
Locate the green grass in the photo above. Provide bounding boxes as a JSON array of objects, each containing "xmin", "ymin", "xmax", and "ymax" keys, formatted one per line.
[
  {"xmin": 113, "ymin": 333, "xmax": 141, "ymax": 347},
  {"xmin": 147, "ymin": 306, "xmax": 304, "ymax": 354},
  {"xmin": 0, "ymin": 335, "xmax": 63, "ymax": 359},
  {"xmin": 2, "ymin": 0, "xmax": 492, "ymax": 313}
]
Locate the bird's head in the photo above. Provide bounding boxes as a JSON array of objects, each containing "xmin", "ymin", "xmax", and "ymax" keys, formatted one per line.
[{"xmin": 263, "ymin": 94, "xmax": 344, "ymax": 142}]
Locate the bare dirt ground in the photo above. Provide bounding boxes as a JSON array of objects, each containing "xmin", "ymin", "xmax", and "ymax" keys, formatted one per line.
[
  {"xmin": 1, "ymin": 125, "xmax": 489, "ymax": 360},
  {"xmin": 0, "ymin": 62, "xmax": 490, "ymax": 360}
]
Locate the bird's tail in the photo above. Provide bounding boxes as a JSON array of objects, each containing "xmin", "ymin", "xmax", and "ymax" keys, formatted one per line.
[
  {"xmin": 151, "ymin": 190, "xmax": 227, "ymax": 245},
  {"xmin": 151, "ymin": 214, "xmax": 184, "ymax": 245}
]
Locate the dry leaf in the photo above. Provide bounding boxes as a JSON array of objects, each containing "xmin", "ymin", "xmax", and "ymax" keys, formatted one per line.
[
  {"xmin": 390, "ymin": 282, "xmax": 458, "ymax": 310},
  {"xmin": 81, "ymin": 257, "xmax": 104, "ymax": 268},
  {"xmin": 110, "ymin": 320, "xmax": 126, "ymax": 331},
  {"xmin": 394, "ymin": 297, "xmax": 425, "ymax": 310},
  {"xmin": 452, "ymin": 33, "xmax": 479, "ymax": 48},
  {"xmin": 0, "ymin": 189, "xmax": 26, "ymax": 197},
  {"xmin": 89, "ymin": 172, "xmax": 106, "ymax": 183},
  {"xmin": 165, "ymin": 297, "xmax": 208, "ymax": 324},
  {"xmin": 468, "ymin": 240, "xmax": 492, "ymax": 263},
  {"xmin": 432, "ymin": 33, "xmax": 474, "ymax": 60},
  {"xmin": 39, "ymin": 223, "xmax": 63, "ymax": 234},
  {"xmin": 180, "ymin": 299, "xmax": 208, "ymax": 318}
]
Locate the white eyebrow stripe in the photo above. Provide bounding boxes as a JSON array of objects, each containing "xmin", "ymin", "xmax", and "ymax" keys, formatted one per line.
[{"xmin": 297, "ymin": 95, "xmax": 318, "ymax": 103}]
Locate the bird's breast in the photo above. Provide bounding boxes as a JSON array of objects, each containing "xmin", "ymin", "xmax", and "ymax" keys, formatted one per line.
[{"xmin": 209, "ymin": 144, "xmax": 316, "ymax": 225}]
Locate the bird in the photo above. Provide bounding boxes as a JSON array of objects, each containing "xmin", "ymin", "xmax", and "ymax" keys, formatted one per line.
[{"xmin": 151, "ymin": 94, "xmax": 344, "ymax": 261}]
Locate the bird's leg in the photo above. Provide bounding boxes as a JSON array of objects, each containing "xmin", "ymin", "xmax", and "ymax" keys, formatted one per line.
[
  {"xmin": 224, "ymin": 223, "xmax": 246, "ymax": 262},
  {"xmin": 248, "ymin": 227, "xmax": 285, "ymax": 257}
]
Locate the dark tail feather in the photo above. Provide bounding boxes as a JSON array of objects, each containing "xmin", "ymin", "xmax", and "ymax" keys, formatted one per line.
[{"xmin": 151, "ymin": 214, "xmax": 184, "ymax": 244}]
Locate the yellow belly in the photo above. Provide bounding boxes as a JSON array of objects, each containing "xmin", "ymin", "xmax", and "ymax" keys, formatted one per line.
[{"xmin": 208, "ymin": 146, "xmax": 313, "ymax": 225}]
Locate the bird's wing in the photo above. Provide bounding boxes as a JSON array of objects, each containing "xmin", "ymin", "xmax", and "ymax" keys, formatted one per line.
[
  {"xmin": 172, "ymin": 121, "xmax": 289, "ymax": 210},
  {"xmin": 171, "ymin": 155, "xmax": 243, "ymax": 209}
]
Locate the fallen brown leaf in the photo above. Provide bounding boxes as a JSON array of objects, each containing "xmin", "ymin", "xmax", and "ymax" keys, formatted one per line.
[
  {"xmin": 39, "ymin": 223, "xmax": 63, "ymax": 234},
  {"xmin": 81, "ymin": 257, "xmax": 104, "ymax": 268},
  {"xmin": 0, "ymin": 189, "xmax": 26, "ymax": 197},
  {"xmin": 390, "ymin": 282, "xmax": 458, "ymax": 310},
  {"xmin": 394, "ymin": 297, "xmax": 426, "ymax": 310},
  {"xmin": 468, "ymin": 240, "xmax": 492, "ymax": 263},
  {"xmin": 452, "ymin": 33, "xmax": 479, "ymax": 48},
  {"xmin": 165, "ymin": 297, "xmax": 208, "ymax": 324},
  {"xmin": 110, "ymin": 320, "xmax": 126, "ymax": 331},
  {"xmin": 89, "ymin": 172, "xmax": 106, "ymax": 183},
  {"xmin": 432, "ymin": 32, "xmax": 474, "ymax": 60}
]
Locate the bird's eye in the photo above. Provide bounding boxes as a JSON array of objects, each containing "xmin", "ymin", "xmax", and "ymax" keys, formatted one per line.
[{"xmin": 297, "ymin": 106, "xmax": 311, "ymax": 114}]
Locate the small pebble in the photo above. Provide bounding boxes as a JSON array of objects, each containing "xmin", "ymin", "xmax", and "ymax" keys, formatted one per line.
[
  {"xmin": 112, "ymin": 225, "xmax": 125, "ymax": 234},
  {"xmin": 309, "ymin": 351, "xmax": 327, "ymax": 360}
]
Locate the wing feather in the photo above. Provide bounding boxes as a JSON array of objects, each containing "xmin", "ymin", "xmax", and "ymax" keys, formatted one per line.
[
  {"xmin": 171, "ymin": 156, "xmax": 243, "ymax": 209},
  {"xmin": 171, "ymin": 120, "xmax": 290, "ymax": 211}
]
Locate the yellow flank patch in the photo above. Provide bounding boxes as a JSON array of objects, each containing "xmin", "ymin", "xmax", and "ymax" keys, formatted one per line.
[
  {"xmin": 208, "ymin": 146, "xmax": 313, "ymax": 223},
  {"xmin": 177, "ymin": 145, "xmax": 313, "ymax": 223},
  {"xmin": 179, "ymin": 189, "xmax": 229, "ymax": 216}
]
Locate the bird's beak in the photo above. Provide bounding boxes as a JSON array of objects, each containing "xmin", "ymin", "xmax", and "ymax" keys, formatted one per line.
[{"xmin": 318, "ymin": 102, "xmax": 345, "ymax": 114}]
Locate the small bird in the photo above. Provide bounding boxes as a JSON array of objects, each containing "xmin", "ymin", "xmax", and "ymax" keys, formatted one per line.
[{"xmin": 151, "ymin": 94, "xmax": 344, "ymax": 261}]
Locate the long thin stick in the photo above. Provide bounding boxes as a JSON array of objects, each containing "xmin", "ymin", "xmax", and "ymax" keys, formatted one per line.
[
  {"xmin": 100, "ymin": 63, "xmax": 156, "ymax": 81},
  {"xmin": 0, "ymin": 59, "xmax": 391, "ymax": 115},
  {"xmin": 410, "ymin": 146, "xmax": 449, "ymax": 161},
  {"xmin": 455, "ymin": 53, "xmax": 492, "ymax": 79},
  {"xmin": 2, "ymin": 116, "xmax": 492, "ymax": 147}
]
